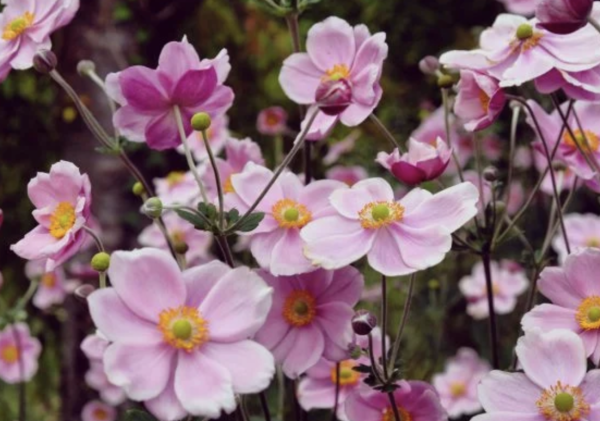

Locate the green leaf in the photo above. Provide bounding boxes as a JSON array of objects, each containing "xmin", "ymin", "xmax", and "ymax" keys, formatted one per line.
[
  {"xmin": 174, "ymin": 209, "xmax": 207, "ymax": 230},
  {"xmin": 236, "ymin": 212, "xmax": 265, "ymax": 232},
  {"xmin": 123, "ymin": 409, "xmax": 159, "ymax": 421},
  {"xmin": 226, "ymin": 208, "xmax": 240, "ymax": 224}
]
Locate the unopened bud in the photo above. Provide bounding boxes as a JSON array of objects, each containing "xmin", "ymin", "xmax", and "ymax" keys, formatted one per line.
[
  {"xmin": 349, "ymin": 344, "xmax": 362, "ymax": 359},
  {"xmin": 132, "ymin": 182, "xmax": 145, "ymax": 197},
  {"xmin": 483, "ymin": 166, "xmax": 498, "ymax": 182},
  {"xmin": 419, "ymin": 56, "xmax": 439, "ymax": 75},
  {"xmin": 142, "ymin": 197, "xmax": 163, "ymax": 219},
  {"xmin": 173, "ymin": 240, "xmax": 189, "ymax": 255},
  {"xmin": 437, "ymin": 74, "xmax": 455, "ymax": 89},
  {"xmin": 33, "ymin": 50, "xmax": 57, "ymax": 74},
  {"xmin": 91, "ymin": 252, "xmax": 111, "ymax": 272},
  {"xmin": 352, "ymin": 310, "xmax": 377, "ymax": 336},
  {"xmin": 315, "ymin": 79, "xmax": 352, "ymax": 116},
  {"xmin": 191, "ymin": 113, "xmax": 212, "ymax": 132},
  {"xmin": 77, "ymin": 60, "xmax": 96, "ymax": 76},
  {"xmin": 494, "ymin": 201, "xmax": 507, "ymax": 215}
]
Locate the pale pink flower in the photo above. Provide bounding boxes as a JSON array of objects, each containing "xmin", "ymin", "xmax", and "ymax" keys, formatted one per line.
[
  {"xmin": 345, "ymin": 380, "xmax": 447, "ymax": 421},
  {"xmin": 11, "ymin": 161, "xmax": 92, "ymax": 271},
  {"xmin": 0, "ymin": 323, "xmax": 41, "ymax": 383},
  {"xmin": 325, "ymin": 165, "xmax": 368, "ymax": 186},
  {"xmin": 0, "ymin": 0, "xmax": 79, "ymax": 81},
  {"xmin": 81, "ymin": 400, "xmax": 116, "ymax": 421},
  {"xmin": 254, "ymin": 267, "xmax": 363, "ymax": 379},
  {"xmin": 25, "ymin": 259, "xmax": 70, "ymax": 310},
  {"xmin": 553, "ymin": 214, "xmax": 600, "ymax": 263},
  {"xmin": 454, "ymin": 71, "xmax": 506, "ymax": 132},
  {"xmin": 257, "ymin": 106, "xmax": 288, "ymax": 136},
  {"xmin": 522, "ymin": 248, "xmax": 600, "ymax": 364},
  {"xmin": 323, "ymin": 131, "xmax": 361, "ymax": 165},
  {"xmin": 459, "ymin": 260, "xmax": 529, "ymax": 319},
  {"xmin": 154, "ymin": 170, "xmax": 200, "ymax": 206},
  {"xmin": 227, "ymin": 163, "xmax": 345, "ymax": 276},
  {"xmin": 81, "ymin": 334, "xmax": 126, "ymax": 405},
  {"xmin": 301, "ymin": 178, "xmax": 478, "ymax": 277},
  {"xmin": 88, "ymin": 249, "xmax": 274, "ymax": 420},
  {"xmin": 279, "ymin": 17, "xmax": 388, "ymax": 140},
  {"xmin": 474, "ymin": 329, "xmax": 600, "ymax": 421},
  {"xmin": 432, "ymin": 348, "xmax": 491, "ymax": 418},
  {"xmin": 106, "ymin": 37, "xmax": 233, "ymax": 150},
  {"xmin": 297, "ymin": 328, "xmax": 386, "ymax": 420},
  {"xmin": 178, "ymin": 114, "xmax": 230, "ymax": 162},
  {"xmin": 497, "ymin": 0, "xmax": 539, "ymax": 15}
]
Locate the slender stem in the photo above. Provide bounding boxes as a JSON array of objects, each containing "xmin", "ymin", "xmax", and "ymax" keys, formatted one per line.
[
  {"xmin": 388, "ymin": 274, "xmax": 416, "ymax": 373},
  {"xmin": 83, "ymin": 225, "xmax": 105, "ymax": 252},
  {"xmin": 216, "ymin": 236, "xmax": 235, "ymax": 268},
  {"xmin": 201, "ymin": 129, "xmax": 225, "ymax": 229},
  {"xmin": 370, "ymin": 114, "xmax": 402, "ymax": 149},
  {"xmin": 86, "ymin": 70, "xmax": 119, "ymax": 137},
  {"xmin": 472, "ymin": 135, "xmax": 485, "ymax": 233},
  {"xmin": 367, "ymin": 334, "xmax": 386, "ymax": 385},
  {"xmin": 155, "ymin": 217, "xmax": 177, "ymax": 260},
  {"xmin": 259, "ymin": 392, "xmax": 272, "ymax": 421},
  {"xmin": 441, "ymin": 88, "xmax": 465, "ymax": 182},
  {"xmin": 481, "ymin": 249, "xmax": 500, "ymax": 369},
  {"xmin": 331, "ymin": 363, "xmax": 340, "ymax": 421},
  {"xmin": 274, "ymin": 134, "xmax": 284, "ymax": 166},
  {"xmin": 14, "ymin": 281, "xmax": 39, "ymax": 313},
  {"xmin": 99, "ymin": 272, "xmax": 107, "ymax": 289},
  {"xmin": 12, "ymin": 327, "xmax": 25, "ymax": 421},
  {"xmin": 380, "ymin": 275, "xmax": 389, "ymax": 379},
  {"xmin": 286, "ymin": 13, "xmax": 302, "ymax": 53},
  {"xmin": 386, "ymin": 393, "xmax": 402, "ymax": 421},
  {"xmin": 304, "ymin": 141, "xmax": 313, "ymax": 185}
]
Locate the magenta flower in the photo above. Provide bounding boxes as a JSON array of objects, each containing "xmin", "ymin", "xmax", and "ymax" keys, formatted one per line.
[
  {"xmin": 537, "ymin": 0, "xmax": 594, "ymax": 34},
  {"xmin": 0, "ymin": 0, "xmax": 79, "ymax": 82},
  {"xmin": 432, "ymin": 348, "xmax": 491, "ymax": 418},
  {"xmin": 227, "ymin": 163, "xmax": 345, "ymax": 276},
  {"xmin": 497, "ymin": 0, "xmax": 538, "ymax": 14},
  {"xmin": 459, "ymin": 260, "xmax": 528, "ymax": 319},
  {"xmin": 81, "ymin": 333, "xmax": 126, "ymax": 405},
  {"xmin": 25, "ymin": 259, "xmax": 70, "ymax": 310},
  {"xmin": 345, "ymin": 380, "xmax": 447, "ymax": 421},
  {"xmin": 254, "ymin": 267, "xmax": 363, "ymax": 379},
  {"xmin": 178, "ymin": 114, "xmax": 230, "ymax": 162},
  {"xmin": 88, "ymin": 249, "xmax": 275, "ymax": 420},
  {"xmin": 279, "ymin": 17, "xmax": 388, "ymax": 140},
  {"xmin": 454, "ymin": 71, "xmax": 506, "ymax": 132},
  {"xmin": 82, "ymin": 400, "xmax": 116, "ymax": 421},
  {"xmin": 522, "ymin": 248, "xmax": 600, "ymax": 365},
  {"xmin": 11, "ymin": 161, "xmax": 92, "ymax": 271},
  {"xmin": 474, "ymin": 329, "xmax": 600, "ymax": 421},
  {"xmin": 106, "ymin": 38, "xmax": 234, "ymax": 150},
  {"xmin": 297, "ymin": 328, "xmax": 386, "ymax": 420},
  {"xmin": 154, "ymin": 170, "xmax": 200, "ymax": 206},
  {"xmin": 376, "ymin": 138, "xmax": 452, "ymax": 185},
  {"xmin": 552, "ymin": 214, "xmax": 600, "ymax": 263},
  {"xmin": 301, "ymin": 178, "xmax": 478, "ymax": 277},
  {"xmin": 0, "ymin": 323, "xmax": 41, "ymax": 383},
  {"xmin": 325, "ymin": 165, "xmax": 368, "ymax": 187},
  {"xmin": 257, "ymin": 106, "xmax": 288, "ymax": 136}
]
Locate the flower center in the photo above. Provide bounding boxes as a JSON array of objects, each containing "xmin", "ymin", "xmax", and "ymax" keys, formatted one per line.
[
  {"xmin": 359, "ymin": 201, "xmax": 405, "ymax": 229},
  {"xmin": 266, "ymin": 112, "xmax": 281, "ymax": 127},
  {"xmin": 2, "ymin": 12, "xmax": 34, "ymax": 41},
  {"xmin": 382, "ymin": 406, "xmax": 412, "ymax": 421},
  {"xmin": 272, "ymin": 199, "xmax": 312, "ymax": 229},
  {"xmin": 563, "ymin": 130, "xmax": 600, "ymax": 153},
  {"xmin": 223, "ymin": 174, "xmax": 236, "ymax": 194},
  {"xmin": 0, "ymin": 345, "xmax": 19, "ymax": 364},
  {"xmin": 158, "ymin": 306, "xmax": 209, "ymax": 352},
  {"xmin": 330, "ymin": 360, "xmax": 361, "ymax": 387},
  {"xmin": 479, "ymin": 90, "xmax": 490, "ymax": 113},
  {"xmin": 93, "ymin": 408, "xmax": 109, "ymax": 421},
  {"xmin": 166, "ymin": 171, "xmax": 185, "ymax": 187},
  {"xmin": 282, "ymin": 290, "xmax": 317, "ymax": 327},
  {"xmin": 323, "ymin": 64, "xmax": 351, "ymax": 82},
  {"xmin": 450, "ymin": 381, "xmax": 467, "ymax": 397},
  {"xmin": 576, "ymin": 296, "xmax": 600, "ymax": 330},
  {"xmin": 49, "ymin": 202, "xmax": 76, "ymax": 239},
  {"xmin": 537, "ymin": 381, "xmax": 589, "ymax": 421},
  {"xmin": 586, "ymin": 237, "xmax": 600, "ymax": 248},
  {"xmin": 41, "ymin": 273, "xmax": 57, "ymax": 288}
]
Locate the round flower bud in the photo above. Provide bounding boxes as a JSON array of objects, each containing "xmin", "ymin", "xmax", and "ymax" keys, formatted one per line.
[
  {"xmin": 437, "ymin": 74, "xmax": 455, "ymax": 89},
  {"xmin": 494, "ymin": 201, "xmax": 507, "ymax": 215},
  {"xmin": 352, "ymin": 310, "xmax": 377, "ymax": 336},
  {"xmin": 132, "ymin": 182, "xmax": 145, "ymax": 197},
  {"xmin": 191, "ymin": 113, "xmax": 212, "ymax": 132},
  {"xmin": 77, "ymin": 60, "xmax": 96, "ymax": 76},
  {"xmin": 483, "ymin": 166, "xmax": 498, "ymax": 182},
  {"xmin": 142, "ymin": 197, "xmax": 163, "ymax": 219},
  {"xmin": 173, "ymin": 240, "xmax": 189, "ymax": 255},
  {"xmin": 33, "ymin": 50, "xmax": 57, "ymax": 74},
  {"xmin": 419, "ymin": 56, "xmax": 440, "ymax": 75},
  {"xmin": 315, "ymin": 79, "xmax": 352, "ymax": 116},
  {"xmin": 91, "ymin": 252, "xmax": 111, "ymax": 272}
]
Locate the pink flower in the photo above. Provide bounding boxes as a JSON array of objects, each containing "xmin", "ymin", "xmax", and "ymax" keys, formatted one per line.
[
  {"xmin": 0, "ymin": 323, "xmax": 41, "ymax": 383},
  {"xmin": 25, "ymin": 259, "xmax": 70, "ymax": 310},
  {"xmin": 81, "ymin": 334, "xmax": 127, "ymax": 405},
  {"xmin": 325, "ymin": 165, "xmax": 368, "ymax": 187},
  {"xmin": 0, "ymin": 0, "xmax": 79, "ymax": 82},
  {"xmin": 88, "ymin": 249, "xmax": 274, "ymax": 420},
  {"xmin": 106, "ymin": 38, "xmax": 234, "ymax": 150},
  {"xmin": 497, "ymin": 0, "xmax": 538, "ymax": 14},
  {"xmin": 376, "ymin": 138, "xmax": 452, "ymax": 185},
  {"xmin": 345, "ymin": 380, "xmax": 447, "ymax": 421},
  {"xmin": 81, "ymin": 400, "xmax": 116, "ymax": 421},
  {"xmin": 257, "ymin": 106, "xmax": 288, "ymax": 136},
  {"xmin": 454, "ymin": 71, "xmax": 506, "ymax": 132},
  {"xmin": 521, "ymin": 248, "xmax": 600, "ymax": 365},
  {"xmin": 227, "ymin": 163, "xmax": 345, "ymax": 276},
  {"xmin": 537, "ymin": 0, "xmax": 594, "ymax": 34},
  {"xmin": 459, "ymin": 260, "xmax": 529, "ymax": 319},
  {"xmin": 297, "ymin": 328, "xmax": 386, "ymax": 420},
  {"xmin": 474, "ymin": 328, "xmax": 600, "ymax": 421},
  {"xmin": 323, "ymin": 130, "xmax": 361, "ymax": 165},
  {"xmin": 154, "ymin": 170, "xmax": 200, "ymax": 206},
  {"xmin": 432, "ymin": 348, "xmax": 491, "ymax": 418},
  {"xmin": 301, "ymin": 178, "xmax": 478, "ymax": 277},
  {"xmin": 553, "ymin": 214, "xmax": 600, "ymax": 263},
  {"xmin": 138, "ymin": 212, "xmax": 213, "ymax": 266},
  {"xmin": 11, "ymin": 161, "xmax": 92, "ymax": 271},
  {"xmin": 279, "ymin": 17, "xmax": 388, "ymax": 140},
  {"xmin": 178, "ymin": 114, "xmax": 230, "ymax": 162},
  {"xmin": 254, "ymin": 267, "xmax": 363, "ymax": 378}
]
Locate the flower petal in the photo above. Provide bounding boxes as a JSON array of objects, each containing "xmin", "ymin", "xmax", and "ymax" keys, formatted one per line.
[{"xmin": 478, "ymin": 371, "xmax": 541, "ymax": 413}]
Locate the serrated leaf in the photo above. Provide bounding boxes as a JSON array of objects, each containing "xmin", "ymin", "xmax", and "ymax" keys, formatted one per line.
[
  {"xmin": 123, "ymin": 409, "xmax": 159, "ymax": 421},
  {"xmin": 236, "ymin": 212, "xmax": 265, "ymax": 232},
  {"xmin": 227, "ymin": 208, "xmax": 240, "ymax": 224},
  {"xmin": 174, "ymin": 209, "xmax": 207, "ymax": 230}
]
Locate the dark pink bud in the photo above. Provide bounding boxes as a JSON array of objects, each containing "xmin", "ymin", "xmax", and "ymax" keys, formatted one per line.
[
  {"xmin": 33, "ymin": 50, "xmax": 57, "ymax": 74},
  {"xmin": 536, "ymin": 0, "xmax": 594, "ymax": 34},
  {"xmin": 352, "ymin": 310, "xmax": 377, "ymax": 336},
  {"xmin": 315, "ymin": 79, "xmax": 352, "ymax": 116},
  {"xmin": 419, "ymin": 56, "xmax": 440, "ymax": 75}
]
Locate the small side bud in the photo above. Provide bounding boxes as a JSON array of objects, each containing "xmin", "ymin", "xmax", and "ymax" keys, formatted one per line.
[
  {"xmin": 142, "ymin": 197, "xmax": 163, "ymax": 219},
  {"xmin": 437, "ymin": 74, "xmax": 455, "ymax": 89},
  {"xmin": 132, "ymin": 182, "xmax": 145, "ymax": 197},
  {"xmin": 315, "ymin": 79, "xmax": 352, "ymax": 116},
  {"xmin": 349, "ymin": 344, "xmax": 362, "ymax": 360},
  {"xmin": 494, "ymin": 200, "xmax": 507, "ymax": 215},
  {"xmin": 483, "ymin": 166, "xmax": 498, "ymax": 182},
  {"xmin": 33, "ymin": 50, "xmax": 57, "ymax": 74},
  {"xmin": 191, "ymin": 113, "xmax": 212, "ymax": 132},
  {"xmin": 77, "ymin": 60, "xmax": 96, "ymax": 77},
  {"xmin": 419, "ymin": 56, "xmax": 439, "ymax": 75},
  {"xmin": 91, "ymin": 252, "xmax": 111, "ymax": 272},
  {"xmin": 352, "ymin": 310, "xmax": 377, "ymax": 336},
  {"xmin": 173, "ymin": 240, "xmax": 189, "ymax": 255}
]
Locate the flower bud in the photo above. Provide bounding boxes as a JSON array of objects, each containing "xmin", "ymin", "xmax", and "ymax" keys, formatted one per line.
[
  {"xmin": 315, "ymin": 79, "xmax": 352, "ymax": 116},
  {"xmin": 77, "ymin": 60, "xmax": 96, "ymax": 76},
  {"xmin": 483, "ymin": 166, "xmax": 499, "ymax": 182},
  {"xmin": 419, "ymin": 56, "xmax": 440, "ymax": 75},
  {"xmin": 142, "ymin": 197, "xmax": 163, "ymax": 219},
  {"xmin": 132, "ymin": 182, "xmax": 145, "ymax": 197},
  {"xmin": 437, "ymin": 74, "xmax": 455, "ymax": 89},
  {"xmin": 33, "ymin": 50, "xmax": 57, "ymax": 74},
  {"xmin": 173, "ymin": 240, "xmax": 189, "ymax": 255},
  {"xmin": 91, "ymin": 252, "xmax": 111, "ymax": 272},
  {"xmin": 352, "ymin": 310, "xmax": 377, "ymax": 336},
  {"xmin": 191, "ymin": 113, "xmax": 212, "ymax": 132},
  {"xmin": 349, "ymin": 344, "xmax": 363, "ymax": 359},
  {"xmin": 536, "ymin": 0, "xmax": 593, "ymax": 34}
]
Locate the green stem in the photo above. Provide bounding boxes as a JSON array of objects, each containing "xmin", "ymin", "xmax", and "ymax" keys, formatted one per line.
[
  {"xmin": 481, "ymin": 248, "xmax": 500, "ymax": 369},
  {"xmin": 83, "ymin": 225, "xmax": 105, "ymax": 252},
  {"xmin": 370, "ymin": 114, "xmax": 402, "ymax": 149},
  {"xmin": 441, "ymin": 88, "xmax": 465, "ymax": 182},
  {"xmin": 201, "ymin": 129, "xmax": 225, "ymax": 230},
  {"xmin": 380, "ymin": 275, "xmax": 389, "ymax": 379},
  {"xmin": 388, "ymin": 273, "xmax": 416, "ymax": 373}
]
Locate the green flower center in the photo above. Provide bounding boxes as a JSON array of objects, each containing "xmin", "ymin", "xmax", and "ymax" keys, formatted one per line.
[
  {"xmin": 371, "ymin": 204, "xmax": 390, "ymax": 221},
  {"xmin": 293, "ymin": 300, "xmax": 310, "ymax": 316},
  {"xmin": 284, "ymin": 207, "xmax": 300, "ymax": 222},
  {"xmin": 588, "ymin": 307, "xmax": 600, "ymax": 323},
  {"xmin": 172, "ymin": 319, "xmax": 193, "ymax": 340},
  {"xmin": 554, "ymin": 393, "xmax": 575, "ymax": 413},
  {"xmin": 516, "ymin": 24, "xmax": 533, "ymax": 40}
]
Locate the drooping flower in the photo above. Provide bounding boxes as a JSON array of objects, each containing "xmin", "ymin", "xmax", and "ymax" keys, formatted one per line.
[
  {"xmin": 106, "ymin": 38, "xmax": 234, "ymax": 150},
  {"xmin": 257, "ymin": 107, "xmax": 288, "ymax": 136},
  {"xmin": 254, "ymin": 267, "xmax": 363, "ymax": 379},
  {"xmin": 459, "ymin": 260, "xmax": 529, "ymax": 319},
  {"xmin": 432, "ymin": 348, "xmax": 491, "ymax": 418},
  {"xmin": 522, "ymin": 248, "xmax": 600, "ymax": 365},
  {"xmin": 301, "ymin": 178, "xmax": 478, "ymax": 277},
  {"xmin": 553, "ymin": 214, "xmax": 600, "ymax": 263},
  {"xmin": 537, "ymin": 0, "xmax": 594, "ymax": 34},
  {"xmin": 227, "ymin": 163, "xmax": 345, "ymax": 276},
  {"xmin": 11, "ymin": 161, "xmax": 92, "ymax": 271},
  {"xmin": 454, "ymin": 71, "xmax": 506, "ymax": 132},
  {"xmin": 178, "ymin": 114, "xmax": 230, "ymax": 162},
  {"xmin": 297, "ymin": 328, "xmax": 387, "ymax": 420},
  {"xmin": 25, "ymin": 259, "xmax": 72, "ymax": 310},
  {"xmin": 279, "ymin": 17, "xmax": 388, "ymax": 140},
  {"xmin": 81, "ymin": 333, "xmax": 127, "ymax": 405},
  {"xmin": 473, "ymin": 328, "xmax": 600, "ymax": 421},
  {"xmin": 345, "ymin": 380, "xmax": 448, "ymax": 421},
  {"xmin": 325, "ymin": 165, "xmax": 368, "ymax": 187},
  {"xmin": 154, "ymin": 170, "xmax": 201, "ymax": 207},
  {"xmin": 376, "ymin": 138, "xmax": 452, "ymax": 185},
  {"xmin": 0, "ymin": 0, "xmax": 79, "ymax": 82},
  {"xmin": 497, "ymin": 0, "xmax": 539, "ymax": 15},
  {"xmin": 88, "ymin": 249, "xmax": 274, "ymax": 420},
  {"xmin": 81, "ymin": 400, "xmax": 116, "ymax": 421},
  {"xmin": 0, "ymin": 323, "xmax": 42, "ymax": 383}
]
